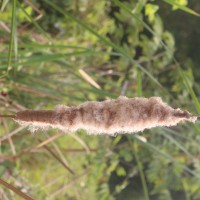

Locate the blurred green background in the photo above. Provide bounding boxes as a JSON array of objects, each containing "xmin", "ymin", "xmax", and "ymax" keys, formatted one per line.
[{"xmin": 1, "ymin": 0, "xmax": 200, "ymax": 199}]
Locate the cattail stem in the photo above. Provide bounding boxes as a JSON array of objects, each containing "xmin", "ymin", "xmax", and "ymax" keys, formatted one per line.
[
  {"xmin": 0, "ymin": 114, "xmax": 16, "ymax": 118},
  {"xmin": 15, "ymin": 110, "xmax": 55, "ymax": 124}
]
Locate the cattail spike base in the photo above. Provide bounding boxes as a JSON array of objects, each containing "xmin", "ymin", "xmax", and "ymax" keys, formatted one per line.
[{"xmin": 0, "ymin": 114, "xmax": 16, "ymax": 118}]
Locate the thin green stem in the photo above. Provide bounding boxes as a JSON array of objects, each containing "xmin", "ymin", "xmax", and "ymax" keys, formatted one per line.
[
  {"xmin": 7, "ymin": 0, "xmax": 17, "ymax": 75},
  {"xmin": 132, "ymin": 141, "xmax": 150, "ymax": 200}
]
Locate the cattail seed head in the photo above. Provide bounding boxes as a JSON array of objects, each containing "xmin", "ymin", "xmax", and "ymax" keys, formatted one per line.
[{"xmin": 14, "ymin": 96, "xmax": 197, "ymax": 135}]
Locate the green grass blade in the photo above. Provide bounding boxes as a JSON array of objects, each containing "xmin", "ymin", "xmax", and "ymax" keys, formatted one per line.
[
  {"xmin": 136, "ymin": 68, "xmax": 143, "ymax": 97},
  {"xmin": 0, "ymin": 50, "xmax": 121, "ymax": 70},
  {"xmin": 0, "ymin": 0, "xmax": 9, "ymax": 11},
  {"xmin": 17, "ymin": 2, "xmax": 51, "ymax": 41},
  {"xmin": 132, "ymin": 140, "xmax": 150, "ymax": 200},
  {"xmin": 7, "ymin": 0, "xmax": 17, "ymax": 75},
  {"xmin": 179, "ymin": 68, "xmax": 200, "ymax": 113},
  {"xmin": 19, "ymin": 43, "xmax": 89, "ymax": 50},
  {"xmin": 159, "ymin": 130, "xmax": 194, "ymax": 160}
]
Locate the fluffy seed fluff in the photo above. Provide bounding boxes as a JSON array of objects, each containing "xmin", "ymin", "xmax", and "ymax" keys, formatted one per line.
[{"xmin": 14, "ymin": 96, "xmax": 197, "ymax": 135}]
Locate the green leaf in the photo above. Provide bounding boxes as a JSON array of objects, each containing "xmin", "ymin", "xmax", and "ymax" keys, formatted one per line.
[
  {"xmin": 171, "ymin": 0, "xmax": 188, "ymax": 10},
  {"xmin": 145, "ymin": 3, "xmax": 159, "ymax": 22},
  {"xmin": 116, "ymin": 167, "xmax": 126, "ymax": 177},
  {"xmin": 163, "ymin": 0, "xmax": 200, "ymax": 16}
]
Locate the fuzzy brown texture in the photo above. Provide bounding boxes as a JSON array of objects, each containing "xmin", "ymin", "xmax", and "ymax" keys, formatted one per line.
[{"xmin": 15, "ymin": 96, "xmax": 197, "ymax": 135}]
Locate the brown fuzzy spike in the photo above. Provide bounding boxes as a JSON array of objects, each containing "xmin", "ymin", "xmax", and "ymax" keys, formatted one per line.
[{"xmin": 13, "ymin": 96, "xmax": 198, "ymax": 135}]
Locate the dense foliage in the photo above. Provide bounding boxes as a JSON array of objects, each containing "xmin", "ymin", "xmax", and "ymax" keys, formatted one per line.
[{"xmin": 0, "ymin": 0, "xmax": 200, "ymax": 199}]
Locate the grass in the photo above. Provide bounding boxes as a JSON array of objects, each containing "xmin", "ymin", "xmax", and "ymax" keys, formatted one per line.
[
  {"xmin": 1, "ymin": 0, "xmax": 200, "ymax": 199},
  {"xmin": 6, "ymin": 0, "xmax": 17, "ymax": 76}
]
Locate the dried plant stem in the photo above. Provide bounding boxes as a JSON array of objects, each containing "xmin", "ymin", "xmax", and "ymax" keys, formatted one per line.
[
  {"xmin": 0, "ymin": 178, "xmax": 33, "ymax": 200},
  {"xmin": 37, "ymin": 139, "xmax": 75, "ymax": 175},
  {"xmin": 1, "ymin": 97, "xmax": 199, "ymax": 135}
]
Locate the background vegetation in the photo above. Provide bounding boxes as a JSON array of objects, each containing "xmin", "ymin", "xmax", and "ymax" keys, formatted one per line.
[{"xmin": 0, "ymin": 0, "xmax": 200, "ymax": 199}]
